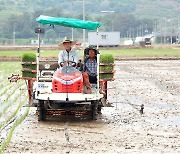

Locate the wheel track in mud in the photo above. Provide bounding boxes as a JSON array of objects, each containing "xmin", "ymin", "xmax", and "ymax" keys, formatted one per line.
[{"xmin": 64, "ymin": 123, "xmax": 71, "ymax": 154}]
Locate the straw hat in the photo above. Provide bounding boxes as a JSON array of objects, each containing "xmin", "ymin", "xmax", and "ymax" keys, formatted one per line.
[
  {"xmin": 62, "ymin": 37, "xmax": 73, "ymax": 44},
  {"xmin": 58, "ymin": 37, "xmax": 76, "ymax": 48}
]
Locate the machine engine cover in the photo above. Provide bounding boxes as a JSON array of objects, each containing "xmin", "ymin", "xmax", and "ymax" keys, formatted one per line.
[{"xmin": 52, "ymin": 66, "xmax": 83, "ymax": 93}]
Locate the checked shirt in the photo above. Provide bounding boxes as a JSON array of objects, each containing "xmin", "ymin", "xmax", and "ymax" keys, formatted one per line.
[{"xmin": 84, "ymin": 58, "xmax": 97, "ymax": 77}]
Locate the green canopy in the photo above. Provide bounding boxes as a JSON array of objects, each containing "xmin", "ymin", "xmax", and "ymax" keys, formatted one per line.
[{"xmin": 36, "ymin": 15, "xmax": 101, "ymax": 30}]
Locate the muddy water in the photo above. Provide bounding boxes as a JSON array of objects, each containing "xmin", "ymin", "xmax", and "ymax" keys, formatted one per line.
[{"xmin": 4, "ymin": 60, "xmax": 180, "ymax": 154}]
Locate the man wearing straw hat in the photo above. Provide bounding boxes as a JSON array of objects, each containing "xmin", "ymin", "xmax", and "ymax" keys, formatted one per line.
[
  {"xmin": 58, "ymin": 37, "xmax": 79, "ymax": 67},
  {"xmin": 58, "ymin": 37, "xmax": 92, "ymax": 94}
]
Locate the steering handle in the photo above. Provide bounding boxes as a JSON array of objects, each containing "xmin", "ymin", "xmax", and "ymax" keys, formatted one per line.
[{"xmin": 60, "ymin": 61, "xmax": 76, "ymax": 67}]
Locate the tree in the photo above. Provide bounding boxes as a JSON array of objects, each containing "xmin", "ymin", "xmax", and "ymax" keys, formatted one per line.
[{"xmin": 45, "ymin": 29, "xmax": 57, "ymax": 43}]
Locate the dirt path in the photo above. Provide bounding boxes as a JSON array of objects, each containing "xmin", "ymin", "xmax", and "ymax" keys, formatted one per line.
[{"xmin": 4, "ymin": 60, "xmax": 180, "ymax": 154}]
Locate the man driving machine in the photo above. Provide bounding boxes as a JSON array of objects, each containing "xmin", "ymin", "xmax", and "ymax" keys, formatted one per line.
[{"xmin": 58, "ymin": 37, "xmax": 79, "ymax": 67}]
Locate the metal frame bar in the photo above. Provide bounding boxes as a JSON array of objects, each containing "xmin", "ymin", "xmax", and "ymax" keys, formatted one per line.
[{"xmin": 96, "ymin": 28, "xmax": 100, "ymax": 91}]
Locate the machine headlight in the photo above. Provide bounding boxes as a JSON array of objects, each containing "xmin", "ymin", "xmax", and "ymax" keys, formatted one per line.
[{"xmin": 44, "ymin": 64, "xmax": 50, "ymax": 69}]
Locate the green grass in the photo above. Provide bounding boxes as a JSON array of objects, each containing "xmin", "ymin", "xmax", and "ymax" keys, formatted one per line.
[
  {"xmin": 0, "ymin": 50, "xmax": 58, "ymax": 57},
  {"xmin": 0, "ymin": 48, "xmax": 180, "ymax": 58},
  {"xmin": 0, "ymin": 62, "xmax": 21, "ymax": 80},
  {"xmin": 100, "ymin": 48, "xmax": 180, "ymax": 57}
]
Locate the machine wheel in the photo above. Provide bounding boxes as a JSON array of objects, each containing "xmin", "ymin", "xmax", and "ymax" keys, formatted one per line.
[
  {"xmin": 97, "ymin": 105, "xmax": 102, "ymax": 114},
  {"xmin": 38, "ymin": 100, "xmax": 46, "ymax": 121},
  {"xmin": 91, "ymin": 101, "xmax": 98, "ymax": 120}
]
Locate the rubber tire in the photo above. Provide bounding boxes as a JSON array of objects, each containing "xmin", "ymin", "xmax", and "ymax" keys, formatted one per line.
[
  {"xmin": 97, "ymin": 105, "xmax": 102, "ymax": 113},
  {"xmin": 38, "ymin": 100, "xmax": 46, "ymax": 121},
  {"xmin": 91, "ymin": 101, "xmax": 98, "ymax": 120}
]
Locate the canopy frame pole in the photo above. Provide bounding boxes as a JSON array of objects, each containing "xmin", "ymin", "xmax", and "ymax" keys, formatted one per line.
[
  {"xmin": 36, "ymin": 32, "xmax": 40, "ymax": 80},
  {"xmin": 96, "ymin": 28, "xmax": 100, "ymax": 92},
  {"xmin": 97, "ymin": 28, "xmax": 99, "ymax": 50},
  {"xmin": 35, "ymin": 27, "xmax": 41, "ymax": 98},
  {"xmin": 71, "ymin": 28, "xmax": 74, "ymax": 41},
  {"xmin": 83, "ymin": 0, "xmax": 85, "ymax": 48}
]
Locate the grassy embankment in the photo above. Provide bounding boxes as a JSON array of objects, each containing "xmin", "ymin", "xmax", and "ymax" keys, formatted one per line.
[{"xmin": 0, "ymin": 48, "xmax": 180, "ymax": 58}]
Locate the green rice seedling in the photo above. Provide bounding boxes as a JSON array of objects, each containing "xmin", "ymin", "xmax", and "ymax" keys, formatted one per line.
[
  {"xmin": 22, "ymin": 71, "xmax": 36, "ymax": 78},
  {"xmin": 0, "ymin": 107, "xmax": 30, "ymax": 154},
  {"xmin": 22, "ymin": 53, "xmax": 36, "ymax": 78},
  {"xmin": 0, "ymin": 84, "xmax": 13, "ymax": 97},
  {"xmin": 100, "ymin": 74, "xmax": 114, "ymax": 80},
  {"xmin": 0, "ymin": 81, "xmax": 6, "ymax": 88},
  {"xmin": 100, "ymin": 54, "xmax": 114, "ymax": 79},
  {"xmin": 100, "ymin": 54, "xmax": 114, "ymax": 64},
  {"xmin": 0, "ymin": 88, "xmax": 27, "ymax": 130},
  {"xmin": 3, "ymin": 94, "xmax": 28, "ymax": 129},
  {"xmin": 22, "ymin": 53, "xmax": 36, "ymax": 62},
  {"xmin": 0, "ymin": 82, "xmax": 24, "ymax": 117},
  {"xmin": 100, "ymin": 65, "xmax": 114, "ymax": 72},
  {"xmin": 22, "ymin": 64, "xmax": 36, "ymax": 70},
  {"xmin": 5, "ymin": 82, "xmax": 24, "ymax": 101}
]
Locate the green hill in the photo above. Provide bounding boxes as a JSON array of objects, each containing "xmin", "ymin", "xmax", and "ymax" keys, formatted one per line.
[
  {"xmin": 0, "ymin": 0, "xmax": 180, "ymax": 20},
  {"xmin": 0, "ymin": 0, "xmax": 180, "ymax": 42}
]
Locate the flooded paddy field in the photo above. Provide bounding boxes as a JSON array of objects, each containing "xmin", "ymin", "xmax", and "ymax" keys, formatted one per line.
[{"xmin": 2, "ymin": 60, "xmax": 180, "ymax": 153}]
